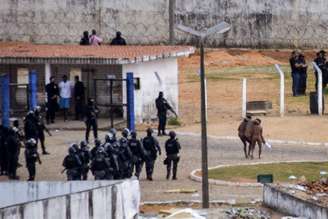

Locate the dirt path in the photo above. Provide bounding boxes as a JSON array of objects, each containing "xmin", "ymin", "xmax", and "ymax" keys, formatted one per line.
[{"xmin": 11, "ymin": 131, "xmax": 328, "ymax": 204}]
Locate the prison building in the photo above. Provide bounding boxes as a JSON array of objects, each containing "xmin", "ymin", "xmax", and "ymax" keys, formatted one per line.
[{"xmin": 0, "ymin": 42, "xmax": 194, "ymax": 123}]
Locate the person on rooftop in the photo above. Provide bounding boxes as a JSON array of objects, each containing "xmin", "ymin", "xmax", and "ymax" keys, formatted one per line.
[
  {"xmin": 89, "ymin": 29, "xmax": 103, "ymax": 46},
  {"xmin": 110, "ymin": 31, "xmax": 127, "ymax": 46},
  {"xmin": 80, "ymin": 31, "xmax": 90, "ymax": 46}
]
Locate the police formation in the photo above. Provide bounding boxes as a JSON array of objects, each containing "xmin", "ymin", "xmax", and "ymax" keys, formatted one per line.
[
  {"xmin": 62, "ymin": 128, "xmax": 181, "ymax": 181},
  {"xmin": 0, "ymin": 107, "xmax": 51, "ymax": 181}
]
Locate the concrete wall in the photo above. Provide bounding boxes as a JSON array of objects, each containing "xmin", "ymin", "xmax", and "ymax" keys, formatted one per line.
[
  {"xmin": 0, "ymin": 180, "xmax": 140, "ymax": 219},
  {"xmin": 263, "ymin": 184, "xmax": 328, "ymax": 219},
  {"xmin": 123, "ymin": 58, "xmax": 178, "ymax": 123},
  {"xmin": 1, "ymin": 0, "xmax": 328, "ymax": 48}
]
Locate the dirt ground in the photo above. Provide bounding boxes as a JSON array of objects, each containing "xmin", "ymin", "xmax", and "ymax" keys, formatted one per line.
[{"xmin": 177, "ymin": 48, "xmax": 328, "ymax": 142}]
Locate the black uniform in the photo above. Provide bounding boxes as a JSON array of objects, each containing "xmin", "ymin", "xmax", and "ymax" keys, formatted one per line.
[
  {"xmin": 74, "ymin": 81, "xmax": 85, "ymax": 120},
  {"xmin": 63, "ymin": 150, "xmax": 82, "ymax": 180},
  {"xmin": 290, "ymin": 56, "xmax": 297, "ymax": 96},
  {"xmin": 6, "ymin": 128, "xmax": 20, "ymax": 180},
  {"xmin": 142, "ymin": 135, "xmax": 161, "ymax": 180},
  {"xmin": 79, "ymin": 146, "xmax": 90, "ymax": 180},
  {"xmin": 0, "ymin": 126, "xmax": 8, "ymax": 175},
  {"xmin": 295, "ymin": 56, "xmax": 307, "ymax": 95},
  {"xmin": 35, "ymin": 111, "xmax": 50, "ymax": 154},
  {"xmin": 105, "ymin": 142, "xmax": 121, "ymax": 179},
  {"xmin": 45, "ymin": 82, "xmax": 59, "ymax": 123},
  {"xmin": 24, "ymin": 113, "xmax": 38, "ymax": 141},
  {"xmin": 90, "ymin": 149, "xmax": 112, "ymax": 180},
  {"xmin": 85, "ymin": 102, "xmax": 99, "ymax": 143},
  {"xmin": 25, "ymin": 140, "xmax": 41, "ymax": 181},
  {"xmin": 155, "ymin": 95, "xmax": 174, "ymax": 136},
  {"xmin": 164, "ymin": 137, "xmax": 181, "ymax": 180},
  {"xmin": 118, "ymin": 137, "xmax": 133, "ymax": 179},
  {"xmin": 128, "ymin": 137, "xmax": 144, "ymax": 178}
]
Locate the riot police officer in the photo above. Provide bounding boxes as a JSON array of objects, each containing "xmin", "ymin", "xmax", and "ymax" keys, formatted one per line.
[
  {"xmin": 164, "ymin": 131, "xmax": 181, "ymax": 180},
  {"xmin": 104, "ymin": 140, "xmax": 121, "ymax": 179},
  {"xmin": 25, "ymin": 138, "xmax": 42, "ymax": 181},
  {"xmin": 91, "ymin": 139, "xmax": 103, "ymax": 159},
  {"xmin": 0, "ymin": 126, "xmax": 8, "ymax": 175},
  {"xmin": 118, "ymin": 128, "xmax": 133, "ymax": 178},
  {"xmin": 34, "ymin": 106, "xmax": 51, "ymax": 155},
  {"xmin": 84, "ymin": 98, "xmax": 99, "ymax": 143},
  {"xmin": 6, "ymin": 127, "xmax": 20, "ymax": 180},
  {"xmin": 24, "ymin": 111, "xmax": 38, "ymax": 142},
  {"xmin": 155, "ymin": 92, "xmax": 177, "ymax": 136},
  {"xmin": 142, "ymin": 128, "xmax": 161, "ymax": 181},
  {"xmin": 128, "ymin": 131, "xmax": 144, "ymax": 178},
  {"xmin": 90, "ymin": 147, "xmax": 112, "ymax": 180},
  {"xmin": 62, "ymin": 144, "xmax": 82, "ymax": 180},
  {"xmin": 79, "ymin": 141, "xmax": 91, "ymax": 180},
  {"xmin": 105, "ymin": 128, "xmax": 117, "ymax": 144}
]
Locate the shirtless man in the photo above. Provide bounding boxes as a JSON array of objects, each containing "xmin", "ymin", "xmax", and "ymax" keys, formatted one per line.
[
  {"xmin": 249, "ymin": 118, "xmax": 266, "ymax": 159},
  {"xmin": 238, "ymin": 115, "xmax": 252, "ymax": 158}
]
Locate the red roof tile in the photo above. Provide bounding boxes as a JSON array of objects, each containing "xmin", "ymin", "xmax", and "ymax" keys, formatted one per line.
[{"xmin": 0, "ymin": 42, "xmax": 195, "ymax": 65}]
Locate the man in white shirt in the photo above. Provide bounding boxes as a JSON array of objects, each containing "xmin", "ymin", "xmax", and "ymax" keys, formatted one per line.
[{"xmin": 59, "ymin": 75, "xmax": 73, "ymax": 121}]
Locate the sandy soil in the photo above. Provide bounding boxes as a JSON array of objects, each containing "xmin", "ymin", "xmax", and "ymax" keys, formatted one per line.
[{"xmin": 178, "ymin": 48, "xmax": 328, "ymax": 143}]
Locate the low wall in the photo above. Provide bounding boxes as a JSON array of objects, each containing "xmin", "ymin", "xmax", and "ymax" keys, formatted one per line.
[
  {"xmin": 263, "ymin": 184, "xmax": 328, "ymax": 218},
  {"xmin": 0, "ymin": 180, "xmax": 140, "ymax": 219}
]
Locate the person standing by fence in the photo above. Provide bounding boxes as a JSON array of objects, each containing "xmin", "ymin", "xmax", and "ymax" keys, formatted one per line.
[
  {"xmin": 295, "ymin": 54, "xmax": 308, "ymax": 95},
  {"xmin": 289, "ymin": 51, "xmax": 299, "ymax": 96}
]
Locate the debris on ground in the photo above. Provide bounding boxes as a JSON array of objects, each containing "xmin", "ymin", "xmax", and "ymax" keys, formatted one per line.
[
  {"xmin": 164, "ymin": 189, "xmax": 198, "ymax": 194},
  {"xmin": 300, "ymin": 178, "xmax": 328, "ymax": 193},
  {"xmin": 225, "ymin": 208, "xmax": 270, "ymax": 219}
]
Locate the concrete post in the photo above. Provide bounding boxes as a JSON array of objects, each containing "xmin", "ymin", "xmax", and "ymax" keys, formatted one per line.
[
  {"xmin": 126, "ymin": 73, "xmax": 135, "ymax": 131},
  {"xmin": 29, "ymin": 70, "xmax": 38, "ymax": 111},
  {"xmin": 242, "ymin": 78, "xmax": 247, "ymax": 118},
  {"xmin": 274, "ymin": 64, "xmax": 285, "ymax": 117},
  {"xmin": 312, "ymin": 62, "xmax": 323, "ymax": 116},
  {"xmin": 0, "ymin": 74, "xmax": 10, "ymax": 127}
]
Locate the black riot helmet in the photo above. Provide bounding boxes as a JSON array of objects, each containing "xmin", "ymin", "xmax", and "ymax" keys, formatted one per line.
[
  {"xmin": 95, "ymin": 139, "xmax": 101, "ymax": 147},
  {"xmin": 26, "ymin": 138, "xmax": 37, "ymax": 148},
  {"xmin": 131, "ymin": 131, "xmax": 137, "ymax": 139},
  {"xmin": 80, "ymin": 141, "xmax": 88, "ymax": 149},
  {"xmin": 169, "ymin": 131, "xmax": 176, "ymax": 139},
  {"xmin": 122, "ymin": 128, "xmax": 130, "ymax": 138}
]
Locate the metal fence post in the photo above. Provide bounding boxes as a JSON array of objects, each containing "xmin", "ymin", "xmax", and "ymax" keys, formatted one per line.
[
  {"xmin": 242, "ymin": 78, "xmax": 247, "ymax": 118},
  {"xmin": 29, "ymin": 70, "xmax": 38, "ymax": 111},
  {"xmin": 274, "ymin": 64, "xmax": 285, "ymax": 117},
  {"xmin": 312, "ymin": 62, "xmax": 323, "ymax": 116},
  {"xmin": 1, "ymin": 74, "xmax": 10, "ymax": 127},
  {"xmin": 126, "ymin": 73, "xmax": 135, "ymax": 131}
]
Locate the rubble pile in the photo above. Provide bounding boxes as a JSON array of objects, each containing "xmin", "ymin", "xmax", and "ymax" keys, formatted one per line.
[
  {"xmin": 300, "ymin": 179, "xmax": 328, "ymax": 193},
  {"xmin": 225, "ymin": 208, "xmax": 270, "ymax": 219}
]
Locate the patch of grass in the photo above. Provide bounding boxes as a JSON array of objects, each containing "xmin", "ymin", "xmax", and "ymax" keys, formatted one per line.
[
  {"xmin": 168, "ymin": 117, "xmax": 181, "ymax": 126},
  {"xmin": 186, "ymin": 65, "xmax": 288, "ymax": 82},
  {"xmin": 208, "ymin": 162, "xmax": 328, "ymax": 183}
]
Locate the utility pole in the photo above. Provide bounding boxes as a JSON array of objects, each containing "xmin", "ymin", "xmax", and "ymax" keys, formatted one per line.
[{"xmin": 176, "ymin": 22, "xmax": 231, "ymax": 208}]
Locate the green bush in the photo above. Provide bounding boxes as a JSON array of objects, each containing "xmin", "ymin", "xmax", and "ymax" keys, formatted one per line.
[{"xmin": 168, "ymin": 117, "xmax": 181, "ymax": 126}]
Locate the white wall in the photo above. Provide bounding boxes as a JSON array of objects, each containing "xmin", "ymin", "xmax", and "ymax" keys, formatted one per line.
[
  {"xmin": 0, "ymin": 180, "xmax": 140, "ymax": 219},
  {"xmin": 123, "ymin": 58, "xmax": 178, "ymax": 123}
]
